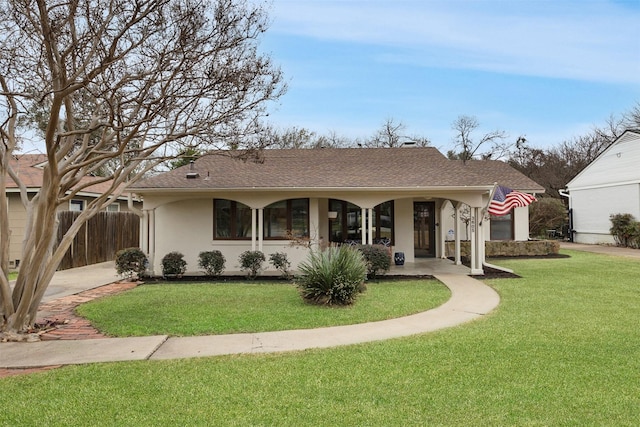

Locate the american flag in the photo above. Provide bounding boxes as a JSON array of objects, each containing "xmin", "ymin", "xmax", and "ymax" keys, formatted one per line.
[{"xmin": 488, "ymin": 185, "xmax": 537, "ymax": 216}]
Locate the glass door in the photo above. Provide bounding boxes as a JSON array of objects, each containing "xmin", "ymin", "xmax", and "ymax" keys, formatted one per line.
[{"xmin": 414, "ymin": 202, "xmax": 435, "ymax": 257}]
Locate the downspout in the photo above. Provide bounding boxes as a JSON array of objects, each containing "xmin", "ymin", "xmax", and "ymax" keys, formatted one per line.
[{"xmin": 558, "ymin": 189, "xmax": 572, "ymax": 242}]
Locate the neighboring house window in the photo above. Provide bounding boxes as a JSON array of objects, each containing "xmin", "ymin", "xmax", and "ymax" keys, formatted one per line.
[
  {"xmin": 106, "ymin": 202, "xmax": 120, "ymax": 212},
  {"xmin": 329, "ymin": 200, "xmax": 394, "ymax": 244},
  {"xmin": 264, "ymin": 199, "xmax": 309, "ymax": 238},
  {"xmin": 69, "ymin": 199, "xmax": 85, "ymax": 211},
  {"xmin": 214, "ymin": 198, "xmax": 310, "ymax": 240},
  {"xmin": 490, "ymin": 211, "xmax": 513, "ymax": 240}
]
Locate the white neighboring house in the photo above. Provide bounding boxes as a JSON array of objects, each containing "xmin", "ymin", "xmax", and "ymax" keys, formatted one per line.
[
  {"xmin": 565, "ymin": 129, "xmax": 640, "ymax": 244},
  {"xmin": 128, "ymin": 147, "xmax": 543, "ymax": 276}
]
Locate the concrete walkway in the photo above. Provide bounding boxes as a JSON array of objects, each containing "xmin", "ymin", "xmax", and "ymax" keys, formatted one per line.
[{"xmin": 1, "ymin": 273, "xmax": 500, "ymax": 369}]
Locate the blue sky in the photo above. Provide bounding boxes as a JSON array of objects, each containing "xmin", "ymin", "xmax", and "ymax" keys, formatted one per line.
[{"xmin": 260, "ymin": 0, "xmax": 640, "ymax": 151}]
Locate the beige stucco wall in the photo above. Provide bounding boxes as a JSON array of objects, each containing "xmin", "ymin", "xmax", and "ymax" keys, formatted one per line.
[{"xmin": 140, "ymin": 188, "xmax": 501, "ymax": 276}]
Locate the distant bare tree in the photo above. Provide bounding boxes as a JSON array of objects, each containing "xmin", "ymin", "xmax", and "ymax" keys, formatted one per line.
[
  {"xmin": 366, "ymin": 118, "xmax": 407, "ymax": 147},
  {"xmin": 449, "ymin": 115, "xmax": 508, "ymax": 162},
  {"xmin": 0, "ymin": 0, "xmax": 285, "ymax": 337}
]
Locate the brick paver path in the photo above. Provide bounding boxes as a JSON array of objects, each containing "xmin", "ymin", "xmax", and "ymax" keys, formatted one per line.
[{"xmin": 0, "ymin": 281, "xmax": 137, "ymax": 378}]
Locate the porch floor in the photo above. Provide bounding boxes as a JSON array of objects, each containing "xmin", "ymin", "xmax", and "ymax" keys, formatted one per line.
[{"xmin": 388, "ymin": 258, "xmax": 470, "ymax": 276}]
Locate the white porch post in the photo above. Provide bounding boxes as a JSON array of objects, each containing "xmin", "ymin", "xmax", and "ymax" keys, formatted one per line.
[
  {"xmin": 368, "ymin": 208, "xmax": 373, "ymax": 245},
  {"xmin": 454, "ymin": 203, "xmax": 461, "ymax": 265},
  {"xmin": 258, "ymin": 208, "xmax": 264, "ymax": 252},
  {"xmin": 148, "ymin": 208, "xmax": 156, "ymax": 275},
  {"xmin": 439, "ymin": 202, "xmax": 446, "ymax": 258},
  {"xmin": 470, "ymin": 207, "xmax": 484, "ymax": 275},
  {"xmin": 140, "ymin": 210, "xmax": 148, "ymax": 254},
  {"xmin": 361, "ymin": 208, "xmax": 367, "ymax": 244},
  {"xmin": 251, "ymin": 208, "xmax": 257, "ymax": 251}
]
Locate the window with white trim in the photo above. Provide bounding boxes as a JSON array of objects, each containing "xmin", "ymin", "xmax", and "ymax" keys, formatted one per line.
[{"xmin": 69, "ymin": 199, "xmax": 85, "ymax": 212}]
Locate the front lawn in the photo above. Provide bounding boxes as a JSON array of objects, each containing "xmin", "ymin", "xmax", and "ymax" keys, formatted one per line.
[
  {"xmin": 76, "ymin": 279, "xmax": 450, "ymax": 336},
  {"xmin": 2, "ymin": 250, "xmax": 638, "ymax": 425}
]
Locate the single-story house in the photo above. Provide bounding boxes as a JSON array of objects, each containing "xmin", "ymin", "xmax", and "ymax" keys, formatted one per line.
[
  {"xmin": 564, "ymin": 129, "xmax": 640, "ymax": 244},
  {"xmin": 5, "ymin": 154, "xmax": 141, "ymax": 268},
  {"xmin": 129, "ymin": 146, "xmax": 543, "ymax": 275}
]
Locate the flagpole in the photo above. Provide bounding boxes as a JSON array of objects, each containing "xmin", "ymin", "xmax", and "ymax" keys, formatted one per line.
[{"xmin": 478, "ymin": 182, "xmax": 498, "ymax": 226}]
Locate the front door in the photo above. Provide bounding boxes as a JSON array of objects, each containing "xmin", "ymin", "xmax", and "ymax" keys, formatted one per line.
[{"xmin": 414, "ymin": 202, "xmax": 435, "ymax": 258}]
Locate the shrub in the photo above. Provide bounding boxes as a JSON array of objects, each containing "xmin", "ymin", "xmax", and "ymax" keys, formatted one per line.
[
  {"xmin": 297, "ymin": 245, "xmax": 367, "ymax": 306},
  {"xmin": 161, "ymin": 251, "xmax": 187, "ymax": 278},
  {"xmin": 198, "ymin": 250, "xmax": 226, "ymax": 277},
  {"xmin": 269, "ymin": 252, "xmax": 292, "ymax": 279},
  {"xmin": 115, "ymin": 247, "xmax": 147, "ymax": 280},
  {"xmin": 529, "ymin": 197, "xmax": 567, "ymax": 238},
  {"xmin": 357, "ymin": 245, "xmax": 391, "ymax": 279},
  {"xmin": 239, "ymin": 250, "xmax": 265, "ymax": 279},
  {"xmin": 610, "ymin": 213, "xmax": 640, "ymax": 248}
]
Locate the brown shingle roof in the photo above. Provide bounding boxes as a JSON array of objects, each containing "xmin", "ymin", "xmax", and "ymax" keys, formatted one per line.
[
  {"xmin": 130, "ymin": 148, "xmax": 544, "ymax": 193},
  {"xmin": 6, "ymin": 154, "xmax": 121, "ymax": 195}
]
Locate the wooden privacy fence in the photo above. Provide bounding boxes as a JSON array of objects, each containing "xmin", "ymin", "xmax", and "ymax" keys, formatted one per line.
[{"xmin": 56, "ymin": 211, "xmax": 140, "ymax": 270}]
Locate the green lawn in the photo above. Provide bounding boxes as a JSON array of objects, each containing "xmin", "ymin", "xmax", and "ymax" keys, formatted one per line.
[
  {"xmin": 1, "ymin": 250, "xmax": 639, "ymax": 426},
  {"xmin": 7, "ymin": 272, "xmax": 17, "ymax": 281},
  {"xmin": 76, "ymin": 279, "xmax": 450, "ymax": 336}
]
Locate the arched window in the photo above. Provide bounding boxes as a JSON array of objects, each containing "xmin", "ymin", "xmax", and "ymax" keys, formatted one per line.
[{"xmin": 213, "ymin": 199, "xmax": 309, "ymax": 240}]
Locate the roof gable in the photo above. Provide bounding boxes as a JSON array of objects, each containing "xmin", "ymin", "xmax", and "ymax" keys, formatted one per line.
[
  {"xmin": 567, "ymin": 129, "xmax": 640, "ymax": 189},
  {"xmin": 131, "ymin": 147, "xmax": 544, "ymax": 193}
]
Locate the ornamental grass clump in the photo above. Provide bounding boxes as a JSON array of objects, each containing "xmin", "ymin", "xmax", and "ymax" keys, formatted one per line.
[{"xmin": 297, "ymin": 245, "xmax": 367, "ymax": 305}]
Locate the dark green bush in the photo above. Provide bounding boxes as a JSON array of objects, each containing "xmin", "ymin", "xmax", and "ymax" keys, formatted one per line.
[
  {"xmin": 357, "ymin": 244, "xmax": 391, "ymax": 279},
  {"xmin": 529, "ymin": 197, "xmax": 567, "ymax": 238},
  {"xmin": 297, "ymin": 246, "xmax": 367, "ymax": 305},
  {"xmin": 239, "ymin": 250, "xmax": 265, "ymax": 279},
  {"xmin": 161, "ymin": 251, "xmax": 187, "ymax": 278},
  {"xmin": 115, "ymin": 247, "xmax": 147, "ymax": 280},
  {"xmin": 198, "ymin": 250, "xmax": 226, "ymax": 277},
  {"xmin": 269, "ymin": 252, "xmax": 292, "ymax": 279},
  {"xmin": 610, "ymin": 213, "xmax": 640, "ymax": 248}
]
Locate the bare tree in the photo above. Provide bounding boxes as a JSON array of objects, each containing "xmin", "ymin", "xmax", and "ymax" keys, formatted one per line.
[
  {"xmin": 449, "ymin": 115, "xmax": 508, "ymax": 162},
  {"xmin": 366, "ymin": 118, "xmax": 406, "ymax": 147},
  {"xmin": 0, "ymin": 0, "xmax": 285, "ymax": 337}
]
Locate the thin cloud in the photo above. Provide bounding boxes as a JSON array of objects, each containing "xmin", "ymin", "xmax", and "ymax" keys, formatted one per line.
[{"xmin": 270, "ymin": 0, "xmax": 640, "ymax": 84}]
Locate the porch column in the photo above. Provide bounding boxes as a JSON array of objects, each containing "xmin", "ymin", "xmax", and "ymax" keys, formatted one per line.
[
  {"xmin": 258, "ymin": 208, "xmax": 264, "ymax": 252},
  {"xmin": 361, "ymin": 208, "xmax": 367, "ymax": 244},
  {"xmin": 148, "ymin": 208, "xmax": 156, "ymax": 275},
  {"xmin": 140, "ymin": 210, "xmax": 148, "ymax": 255},
  {"xmin": 251, "ymin": 208, "xmax": 257, "ymax": 251},
  {"xmin": 453, "ymin": 203, "xmax": 461, "ymax": 265},
  {"xmin": 470, "ymin": 207, "xmax": 484, "ymax": 275},
  {"xmin": 368, "ymin": 208, "xmax": 373, "ymax": 245},
  {"xmin": 439, "ymin": 202, "xmax": 446, "ymax": 259}
]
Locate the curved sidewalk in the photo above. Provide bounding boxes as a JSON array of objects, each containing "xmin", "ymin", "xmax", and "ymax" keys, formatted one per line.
[{"xmin": 0, "ymin": 274, "xmax": 499, "ymax": 369}]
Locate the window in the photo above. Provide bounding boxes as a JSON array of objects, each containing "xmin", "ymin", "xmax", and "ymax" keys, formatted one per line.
[
  {"xmin": 490, "ymin": 211, "xmax": 513, "ymax": 240},
  {"xmin": 329, "ymin": 200, "xmax": 394, "ymax": 244},
  {"xmin": 69, "ymin": 199, "xmax": 85, "ymax": 211},
  {"xmin": 106, "ymin": 202, "xmax": 120, "ymax": 212},
  {"xmin": 214, "ymin": 199, "xmax": 252, "ymax": 239},
  {"xmin": 264, "ymin": 199, "xmax": 309, "ymax": 238},
  {"xmin": 214, "ymin": 198, "xmax": 309, "ymax": 240}
]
